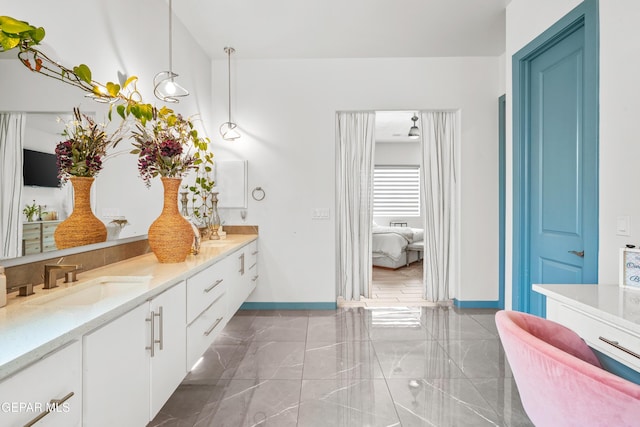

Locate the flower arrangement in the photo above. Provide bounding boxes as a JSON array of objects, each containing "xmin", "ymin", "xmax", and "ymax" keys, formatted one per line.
[
  {"xmin": 131, "ymin": 106, "xmax": 204, "ymax": 187},
  {"xmin": 55, "ymin": 107, "xmax": 124, "ymax": 183}
]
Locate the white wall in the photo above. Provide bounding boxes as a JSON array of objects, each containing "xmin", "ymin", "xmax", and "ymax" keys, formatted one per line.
[
  {"xmin": 0, "ymin": 0, "xmax": 213, "ymax": 240},
  {"xmin": 211, "ymin": 57, "xmax": 501, "ymax": 303},
  {"xmin": 505, "ymin": 0, "xmax": 640, "ymax": 307},
  {"xmin": 374, "ymin": 141, "xmax": 423, "ymax": 229}
]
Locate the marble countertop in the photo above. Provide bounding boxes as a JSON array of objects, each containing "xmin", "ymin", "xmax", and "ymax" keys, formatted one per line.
[
  {"xmin": 0, "ymin": 234, "xmax": 257, "ymax": 381},
  {"xmin": 533, "ymin": 284, "xmax": 640, "ymax": 332}
]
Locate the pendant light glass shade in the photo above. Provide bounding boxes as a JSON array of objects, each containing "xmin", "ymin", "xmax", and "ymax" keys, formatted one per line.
[
  {"xmin": 408, "ymin": 114, "xmax": 420, "ymax": 139},
  {"xmin": 154, "ymin": 0, "xmax": 189, "ymax": 103},
  {"xmin": 154, "ymin": 71, "xmax": 189, "ymax": 103},
  {"xmin": 220, "ymin": 47, "xmax": 240, "ymax": 141}
]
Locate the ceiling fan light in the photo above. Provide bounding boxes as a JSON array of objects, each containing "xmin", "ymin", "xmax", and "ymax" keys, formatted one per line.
[{"xmin": 408, "ymin": 114, "xmax": 420, "ymax": 139}]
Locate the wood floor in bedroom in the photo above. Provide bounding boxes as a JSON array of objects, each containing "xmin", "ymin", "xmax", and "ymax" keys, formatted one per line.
[{"xmin": 337, "ymin": 260, "xmax": 433, "ymax": 307}]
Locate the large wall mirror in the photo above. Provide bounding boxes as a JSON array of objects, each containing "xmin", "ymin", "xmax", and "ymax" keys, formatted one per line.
[{"xmin": 0, "ymin": 54, "xmax": 162, "ymax": 262}]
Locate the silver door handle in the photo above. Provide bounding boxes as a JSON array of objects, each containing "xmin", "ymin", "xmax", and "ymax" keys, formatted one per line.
[
  {"xmin": 568, "ymin": 250, "xmax": 584, "ymax": 257},
  {"xmin": 157, "ymin": 306, "xmax": 164, "ymax": 351},
  {"xmin": 146, "ymin": 310, "xmax": 161, "ymax": 357}
]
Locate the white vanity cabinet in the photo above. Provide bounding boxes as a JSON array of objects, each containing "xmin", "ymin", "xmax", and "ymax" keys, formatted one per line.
[
  {"xmin": 0, "ymin": 340, "xmax": 82, "ymax": 427},
  {"xmin": 83, "ymin": 281, "xmax": 186, "ymax": 426}
]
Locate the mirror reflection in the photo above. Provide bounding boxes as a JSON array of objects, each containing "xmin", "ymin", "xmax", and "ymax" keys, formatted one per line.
[{"xmin": 0, "ymin": 107, "xmax": 160, "ymax": 261}]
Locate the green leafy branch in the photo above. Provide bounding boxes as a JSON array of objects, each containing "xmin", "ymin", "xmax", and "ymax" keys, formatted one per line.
[{"xmin": 0, "ymin": 15, "xmax": 153, "ymax": 123}]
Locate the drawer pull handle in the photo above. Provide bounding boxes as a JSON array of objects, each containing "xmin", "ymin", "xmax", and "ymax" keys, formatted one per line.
[
  {"xmin": 252, "ymin": 275, "xmax": 259, "ymax": 282},
  {"xmin": 599, "ymin": 336, "xmax": 640, "ymax": 360},
  {"xmin": 239, "ymin": 253, "xmax": 245, "ymax": 275},
  {"xmin": 252, "ymin": 250, "xmax": 259, "ymax": 255},
  {"xmin": 204, "ymin": 279, "xmax": 223, "ymax": 293},
  {"xmin": 249, "ymin": 262, "xmax": 257, "ymax": 270},
  {"xmin": 23, "ymin": 391, "xmax": 74, "ymax": 427},
  {"xmin": 204, "ymin": 317, "xmax": 224, "ymax": 336},
  {"xmin": 568, "ymin": 250, "xmax": 584, "ymax": 257}
]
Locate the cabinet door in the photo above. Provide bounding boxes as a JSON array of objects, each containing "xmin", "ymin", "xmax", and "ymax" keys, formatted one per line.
[
  {"xmin": 150, "ymin": 281, "xmax": 187, "ymax": 418},
  {"xmin": 0, "ymin": 340, "xmax": 82, "ymax": 427},
  {"xmin": 83, "ymin": 302, "xmax": 150, "ymax": 427},
  {"xmin": 228, "ymin": 241, "xmax": 259, "ymax": 317}
]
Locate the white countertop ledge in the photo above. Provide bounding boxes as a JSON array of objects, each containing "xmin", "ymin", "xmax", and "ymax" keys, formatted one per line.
[
  {"xmin": 0, "ymin": 234, "xmax": 257, "ymax": 381},
  {"xmin": 533, "ymin": 283, "xmax": 640, "ymax": 333}
]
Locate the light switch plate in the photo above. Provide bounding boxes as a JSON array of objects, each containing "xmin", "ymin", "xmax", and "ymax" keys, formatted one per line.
[{"xmin": 617, "ymin": 216, "xmax": 631, "ymax": 236}]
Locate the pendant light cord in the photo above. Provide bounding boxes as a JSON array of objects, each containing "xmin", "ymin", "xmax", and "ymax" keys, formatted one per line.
[
  {"xmin": 227, "ymin": 47, "xmax": 233, "ymax": 123},
  {"xmin": 168, "ymin": 0, "xmax": 173, "ymax": 74}
]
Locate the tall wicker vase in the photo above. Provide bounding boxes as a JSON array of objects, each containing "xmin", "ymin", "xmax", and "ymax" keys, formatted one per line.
[
  {"xmin": 54, "ymin": 176, "xmax": 107, "ymax": 249},
  {"xmin": 148, "ymin": 177, "xmax": 193, "ymax": 263}
]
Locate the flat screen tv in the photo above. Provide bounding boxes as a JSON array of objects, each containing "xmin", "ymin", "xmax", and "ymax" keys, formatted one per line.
[{"xmin": 23, "ymin": 149, "xmax": 60, "ymax": 188}]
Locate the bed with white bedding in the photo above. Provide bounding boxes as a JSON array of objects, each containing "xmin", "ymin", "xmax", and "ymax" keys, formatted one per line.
[{"xmin": 372, "ymin": 225, "xmax": 424, "ymax": 269}]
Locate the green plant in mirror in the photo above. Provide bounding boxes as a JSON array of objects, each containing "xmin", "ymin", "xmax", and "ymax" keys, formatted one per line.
[{"xmin": 22, "ymin": 200, "xmax": 38, "ymax": 222}]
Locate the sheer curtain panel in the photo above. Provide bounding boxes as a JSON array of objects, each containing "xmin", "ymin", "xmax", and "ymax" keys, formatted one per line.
[
  {"xmin": 0, "ymin": 113, "xmax": 25, "ymax": 259},
  {"xmin": 421, "ymin": 111, "xmax": 458, "ymax": 302},
  {"xmin": 336, "ymin": 111, "xmax": 375, "ymax": 301}
]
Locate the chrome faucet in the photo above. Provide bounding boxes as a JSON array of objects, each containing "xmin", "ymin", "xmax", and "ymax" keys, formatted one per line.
[{"xmin": 43, "ymin": 264, "xmax": 82, "ymax": 289}]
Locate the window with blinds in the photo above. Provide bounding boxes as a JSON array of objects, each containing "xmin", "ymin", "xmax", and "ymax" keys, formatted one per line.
[{"xmin": 373, "ymin": 166, "xmax": 421, "ymax": 217}]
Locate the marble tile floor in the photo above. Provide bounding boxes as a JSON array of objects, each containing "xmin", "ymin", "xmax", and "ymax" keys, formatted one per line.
[{"xmin": 148, "ymin": 306, "xmax": 533, "ymax": 427}]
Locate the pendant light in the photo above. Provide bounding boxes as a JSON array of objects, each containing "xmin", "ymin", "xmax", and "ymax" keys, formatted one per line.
[
  {"xmin": 220, "ymin": 47, "xmax": 240, "ymax": 141},
  {"xmin": 408, "ymin": 114, "xmax": 420, "ymax": 139},
  {"xmin": 154, "ymin": 0, "xmax": 189, "ymax": 103}
]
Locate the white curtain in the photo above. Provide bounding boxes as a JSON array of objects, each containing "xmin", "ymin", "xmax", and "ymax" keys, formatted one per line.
[
  {"xmin": 421, "ymin": 111, "xmax": 458, "ymax": 302},
  {"xmin": 0, "ymin": 113, "xmax": 25, "ymax": 259},
  {"xmin": 336, "ymin": 111, "xmax": 375, "ymax": 301}
]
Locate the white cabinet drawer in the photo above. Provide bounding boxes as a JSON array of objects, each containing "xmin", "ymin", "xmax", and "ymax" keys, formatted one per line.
[
  {"xmin": 187, "ymin": 292, "xmax": 227, "ymax": 369},
  {"xmin": 552, "ymin": 301, "xmax": 640, "ymax": 371},
  {"xmin": 0, "ymin": 340, "xmax": 82, "ymax": 427},
  {"xmin": 186, "ymin": 258, "xmax": 231, "ymax": 324}
]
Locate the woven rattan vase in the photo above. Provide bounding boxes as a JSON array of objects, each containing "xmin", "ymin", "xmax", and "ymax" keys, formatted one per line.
[
  {"xmin": 54, "ymin": 177, "xmax": 107, "ymax": 249},
  {"xmin": 148, "ymin": 177, "xmax": 193, "ymax": 263}
]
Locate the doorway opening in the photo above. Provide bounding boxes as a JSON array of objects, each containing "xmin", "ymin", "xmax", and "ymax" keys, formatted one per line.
[{"xmin": 369, "ymin": 111, "xmax": 427, "ymax": 305}]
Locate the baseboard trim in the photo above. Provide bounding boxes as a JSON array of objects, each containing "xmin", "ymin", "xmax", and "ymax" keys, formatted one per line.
[
  {"xmin": 240, "ymin": 302, "xmax": 338, "ymax": 310},
  {"xmin": 453, "ymin": 299, "xmax": 500, "ymax": 309}
]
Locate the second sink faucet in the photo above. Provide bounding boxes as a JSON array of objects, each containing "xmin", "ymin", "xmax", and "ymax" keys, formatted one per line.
[{"xmin": 43, "ymin": 264, "xmax": 82, "ymax": 289}]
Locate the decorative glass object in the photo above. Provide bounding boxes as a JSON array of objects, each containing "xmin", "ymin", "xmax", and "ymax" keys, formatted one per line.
[{"xmin": 209, "ymin": 192, "xmax": 221, "ymax": 240}]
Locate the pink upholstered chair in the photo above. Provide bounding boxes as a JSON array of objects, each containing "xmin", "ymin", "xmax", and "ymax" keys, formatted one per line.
[{"xmin": 495, "ymin": 310, "xmax": 640, "ymax": 427}]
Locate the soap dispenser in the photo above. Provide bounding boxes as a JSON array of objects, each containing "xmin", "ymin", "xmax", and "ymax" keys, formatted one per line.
[{"xmin": 0, "ymin": 266, "xmax": 6, "ymax": 308}]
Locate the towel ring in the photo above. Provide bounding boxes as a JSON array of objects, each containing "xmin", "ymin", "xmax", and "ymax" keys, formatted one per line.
[{"xmin": 252, "ymin": 187, "xmax": 265, "ymax": 201}]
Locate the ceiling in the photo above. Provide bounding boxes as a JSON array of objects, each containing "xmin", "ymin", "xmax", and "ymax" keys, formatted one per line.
[{"xmin": 173, "ymin": 0, "xmax": 509, "ymax": 60}]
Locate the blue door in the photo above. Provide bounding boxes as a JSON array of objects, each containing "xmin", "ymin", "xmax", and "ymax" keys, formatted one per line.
[{"xmin": 513, "ymin": 1, "xmax": 598, "ymax": 317}]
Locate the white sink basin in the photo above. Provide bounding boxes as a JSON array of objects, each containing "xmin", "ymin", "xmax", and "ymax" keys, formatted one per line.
[{"xmin": 26, "ymin": 276, "xmax": 152, "ymax": 307}]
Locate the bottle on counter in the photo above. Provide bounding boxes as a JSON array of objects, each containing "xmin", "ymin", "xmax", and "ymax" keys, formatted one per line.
[{"xmin": 0, "ymin": 266, "xmax": 6, "ymax": 308}]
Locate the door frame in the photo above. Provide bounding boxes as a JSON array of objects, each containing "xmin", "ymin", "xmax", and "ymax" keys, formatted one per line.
[
  {"xmin": 512, "ymin": 0, "xmax": 599, "ymax": 312},
  {"xmin": 498, "ymin": 95, "xmax": 506, "ymax": 309}
]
